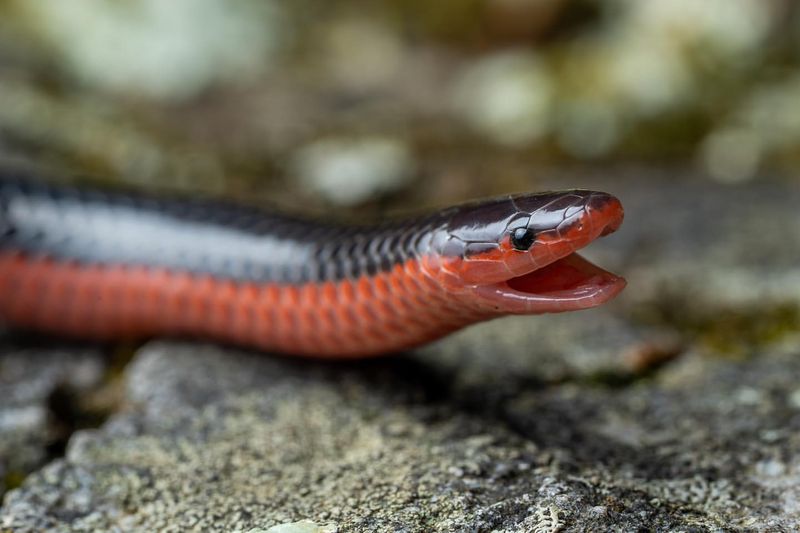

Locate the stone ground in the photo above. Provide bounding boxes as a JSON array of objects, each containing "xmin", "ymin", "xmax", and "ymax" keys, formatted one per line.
[{"xmin": 1, "ymin": 177, "xmax": 800, "ymax": 532}]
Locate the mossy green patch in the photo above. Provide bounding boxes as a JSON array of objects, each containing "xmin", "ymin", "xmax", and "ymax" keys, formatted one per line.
[
  {"xmin": 632, "ymin": 299, "xmax": 800, "ymax": 359},
  {"xmin": 4, "ymin": 470, "xmax": 25, "ymax": 491}
]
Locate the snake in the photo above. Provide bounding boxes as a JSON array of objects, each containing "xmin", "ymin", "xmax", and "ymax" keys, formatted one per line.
[{"xmin": 0, "ymin": 173, "xmax": 625, "ymax": 358}]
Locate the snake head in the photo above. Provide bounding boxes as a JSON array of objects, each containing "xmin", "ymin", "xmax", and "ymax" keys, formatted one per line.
[{"xmin": 433, "ymin": 190, "xmax": 626, "ymax": 314}]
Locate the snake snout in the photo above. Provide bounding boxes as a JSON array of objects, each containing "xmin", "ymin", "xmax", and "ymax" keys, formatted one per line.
[{"xmin": 586, "ymin": 193, "xmax": 624, "ymax": 237}]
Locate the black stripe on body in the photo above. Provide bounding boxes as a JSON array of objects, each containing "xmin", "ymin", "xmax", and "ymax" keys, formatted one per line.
[{"xmin": 0, "ymin": 174, "xmax": 440, "ymax": 284}]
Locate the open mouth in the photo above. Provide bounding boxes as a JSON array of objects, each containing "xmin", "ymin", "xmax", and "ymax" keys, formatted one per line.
[{"xmin": 475, "ymin": 253, "xmax": 626, "ymax": 314}]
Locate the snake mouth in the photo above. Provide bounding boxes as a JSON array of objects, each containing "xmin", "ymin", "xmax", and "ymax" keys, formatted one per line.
[{"xmin": 474, "ymin": 253, "xmax": 626, "ymax": 314}]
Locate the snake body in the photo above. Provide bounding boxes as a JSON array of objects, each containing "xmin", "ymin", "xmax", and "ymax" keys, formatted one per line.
[{"xmin": 0, "ymin": 174, "xmax": 625, "ymax": 357}]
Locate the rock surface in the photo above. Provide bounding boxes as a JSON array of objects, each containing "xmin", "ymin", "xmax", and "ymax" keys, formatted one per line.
[
  {"xmin": 1, "ymin": 179, "xmax": 799, "ymax": 532},
  {"xmin": 0, "ymin": 343, "xmax": 107, "ymax": 499}
]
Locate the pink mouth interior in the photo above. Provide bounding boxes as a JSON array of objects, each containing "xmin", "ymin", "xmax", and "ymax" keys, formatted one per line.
[
  {"xmin": 506, "ymin": 253, "xmax": 608, "ymax": 294},
  {"xmin": 487, "ymin": 253, "xmax": 626, "ymax": 313}
]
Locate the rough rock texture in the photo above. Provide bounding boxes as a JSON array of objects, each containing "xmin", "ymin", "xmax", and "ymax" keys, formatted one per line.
[
  {"xmin": 1, "ymin": 179, "xmax": 799, "ymax": 532},
  {"xmin": 0, "ymin": 343, "xmax": 107, "ymax": 499}
]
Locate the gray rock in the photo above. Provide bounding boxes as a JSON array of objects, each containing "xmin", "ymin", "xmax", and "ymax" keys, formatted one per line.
[
  {"xmin": 601, "ymin": 179, "xmax": 800, "ymax": 307},
  {"xmin": 0, "ymin": 343, "xmax": 106, "ymax": 498},
  {"xmin": 2, "ymin": 337, "xmax": 796, "ymax": 532}
]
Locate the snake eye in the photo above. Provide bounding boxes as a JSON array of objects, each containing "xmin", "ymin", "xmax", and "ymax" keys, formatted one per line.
[{"xmin": 510, "ymin": 227, "xmax": 536, "ymax": 251}]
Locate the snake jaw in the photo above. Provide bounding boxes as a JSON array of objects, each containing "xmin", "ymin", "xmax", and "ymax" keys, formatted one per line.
[{"xmin": 473, "ymin": 253, "xmax": 626, "ymax": 314}]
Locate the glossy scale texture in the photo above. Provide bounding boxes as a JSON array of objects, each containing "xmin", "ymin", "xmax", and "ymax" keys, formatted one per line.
[{"xmin": 0, "ymin": 174, "xmax": 624, "ymax": 357}]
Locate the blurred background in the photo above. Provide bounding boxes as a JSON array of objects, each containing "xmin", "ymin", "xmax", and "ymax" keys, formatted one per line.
[{"xmin": 1, "ymin": 0, "xmax": 799, "ymax": 212}]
